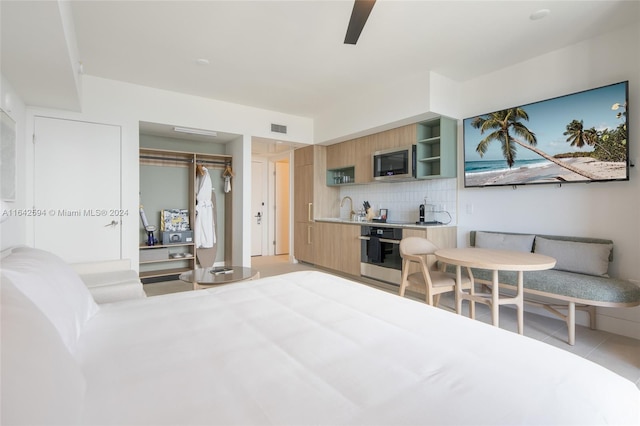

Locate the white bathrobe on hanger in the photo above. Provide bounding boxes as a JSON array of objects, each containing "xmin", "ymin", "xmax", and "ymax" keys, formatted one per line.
[{"xmin": 195, "ymin": 167, "xmax": 216, "ymax": 248}]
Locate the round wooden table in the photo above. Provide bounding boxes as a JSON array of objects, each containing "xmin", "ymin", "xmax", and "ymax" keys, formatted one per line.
[
  {"xmin": 435, "ymin": 248, "xmax": 556, "ymax": 334},
  {"xmin": 179, "ymin": 267, "xmax": 260, "ymax": 290}
]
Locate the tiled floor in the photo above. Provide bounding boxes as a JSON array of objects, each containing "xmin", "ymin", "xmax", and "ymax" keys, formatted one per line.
[{"xmin": 144, "ymin": 255, "xmax": 640, "ymax": 388}]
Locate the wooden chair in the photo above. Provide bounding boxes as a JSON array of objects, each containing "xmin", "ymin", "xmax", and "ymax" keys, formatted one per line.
[{"xmin": 399, "ymin": 237, "xmax": 471, "ymax": 307}]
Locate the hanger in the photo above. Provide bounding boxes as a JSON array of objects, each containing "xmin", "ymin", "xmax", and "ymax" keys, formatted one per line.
[
  {"xmin": 222, "ymin": 164, "xmax": 234, "ymax": 178},
  {"xmin": 196, "ymin": 163, "xmax": 205, "ymax": 176}
]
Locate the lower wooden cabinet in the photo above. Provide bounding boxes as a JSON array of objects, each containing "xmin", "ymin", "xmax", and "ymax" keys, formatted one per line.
[
  {"xmin": 314, "ymin": 222, "xmax": 361, "ymax": 276},
  {"xmin": 294, "ymin": 221, "xmax": 314, "ymax": 264},
  {"xmin": 312, "ymin": 223, "xmax": 456, "ymax": 280}
]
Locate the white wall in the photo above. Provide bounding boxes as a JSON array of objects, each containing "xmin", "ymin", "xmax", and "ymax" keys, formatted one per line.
[
  {"xmin": 456, "ymin": 24, "xmax": 640, "ymax": 338},
  {"xmin": 313, "ymin": 71, "xmax": 434, "ymax": 145},
  {"xmin": 0, "ymin": 75, "xmax": 27, "ymax": 251},
  {"xmin": 20, "ymin": 75, "xmax": 313, "ymax": 267}
]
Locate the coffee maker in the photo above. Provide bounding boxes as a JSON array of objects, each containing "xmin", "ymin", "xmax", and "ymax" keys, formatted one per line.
[{"xmin": 418, "ymin": 204, "xmax": 425, "ymax": 223}]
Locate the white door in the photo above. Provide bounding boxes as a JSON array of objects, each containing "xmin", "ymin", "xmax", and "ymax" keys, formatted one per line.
[
  {"xmin": 275, "ymin": 160, "xmax": 290, "ymax": 255},
  {"xmin": 251, "ymin": 160, "xmax": 267, "ymax": 256},
  {"xmin": 33, "ymin": 117, "xmax": 121, "ymax": 262}
]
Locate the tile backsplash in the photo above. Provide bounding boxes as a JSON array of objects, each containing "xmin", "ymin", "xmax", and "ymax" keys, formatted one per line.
[{"xmin": 338, "ymin": 178, "xmax": 457, "ymax": 224}]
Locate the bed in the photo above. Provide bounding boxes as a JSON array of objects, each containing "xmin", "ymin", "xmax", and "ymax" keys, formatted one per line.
[{"xmin": 2, "ymin": 247, "xmax": 639, "ymax": 425}]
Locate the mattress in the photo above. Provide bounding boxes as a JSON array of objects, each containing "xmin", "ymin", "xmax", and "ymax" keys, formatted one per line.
[{"xmin": 75, "ymin": 271, "xmax": 640, "ymax": 425}]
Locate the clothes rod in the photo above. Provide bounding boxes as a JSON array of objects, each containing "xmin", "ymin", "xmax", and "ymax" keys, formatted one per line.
[{"xmin": 140, "ymin": 155, "xmax": 230, "ymax": 166}]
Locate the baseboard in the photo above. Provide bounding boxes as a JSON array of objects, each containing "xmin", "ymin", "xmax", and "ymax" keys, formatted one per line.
[{"xmin": 596, "ymin": 314, "xmax": 640, "ymax": 340}]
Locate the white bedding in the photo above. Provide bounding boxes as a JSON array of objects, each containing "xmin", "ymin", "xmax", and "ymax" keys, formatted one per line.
[{"xmin": 75, "ymin": 271, "xmax": 640, "ymax": 425}]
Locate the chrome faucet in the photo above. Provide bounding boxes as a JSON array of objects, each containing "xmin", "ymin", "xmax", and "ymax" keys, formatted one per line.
[{"xmin": 340, "ymin": 196, "xmax": 355, "ymax": 220}]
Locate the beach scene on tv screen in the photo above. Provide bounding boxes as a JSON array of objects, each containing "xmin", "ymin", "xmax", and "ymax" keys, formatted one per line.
[{"xmin": 464, "ymin": 82, "xmax": 628, "ymax": 187}]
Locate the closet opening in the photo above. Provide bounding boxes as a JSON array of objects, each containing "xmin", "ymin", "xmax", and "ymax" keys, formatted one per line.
[{"xmin": 138, "ymin": 121, "xmax": 240, "ymax": 283}]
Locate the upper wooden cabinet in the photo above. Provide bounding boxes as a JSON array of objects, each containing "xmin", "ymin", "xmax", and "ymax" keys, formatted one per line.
[
  {"xmin": 325, "ymin": 116, "xmax": 456, "ymax": 183},
  {"xmin": 294, "ymin": 144, "xmax": 315, "ymax": 167},
  {"xmin": 326, "ymin": 124, "xmax": 417, "ymax": 184}
]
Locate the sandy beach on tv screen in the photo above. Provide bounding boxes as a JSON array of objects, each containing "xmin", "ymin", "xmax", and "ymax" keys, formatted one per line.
[{"xmin": 465, "ymin": 157, "xmax": 627, "ymax": 187}]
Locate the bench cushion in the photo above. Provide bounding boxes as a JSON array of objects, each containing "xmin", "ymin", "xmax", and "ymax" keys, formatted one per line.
[
  {"xmin": 534, "ymin": 237, "xmax": 612, "ymax": 277},
  {"xmin": 469, "ymin": 268, "xmax": 640, "ymax": 305},
  {"xmin": 475, "ymin": 231, "xmax": 535, "ymax": 252}
]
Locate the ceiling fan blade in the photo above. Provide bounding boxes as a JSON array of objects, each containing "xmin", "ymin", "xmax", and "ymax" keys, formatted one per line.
[{"xmin": 344, "ymin": 0, "xmax": 376, "ymax": 45}]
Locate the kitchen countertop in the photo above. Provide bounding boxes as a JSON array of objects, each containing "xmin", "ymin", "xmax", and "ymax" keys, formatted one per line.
[{"xmin": 315, "ymin": 218, "xmax": 455, "ymax": 229}]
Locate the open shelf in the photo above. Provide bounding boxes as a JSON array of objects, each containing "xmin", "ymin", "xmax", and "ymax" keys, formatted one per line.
[
  {"xmin": 326, "ymin": 166, "xmax": 355, "ymax": 186},
  {"xmin": 415, "ymin": 117, "xmax": 457, "ymax": 179}
]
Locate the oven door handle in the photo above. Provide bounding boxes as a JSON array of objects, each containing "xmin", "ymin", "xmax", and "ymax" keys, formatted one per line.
[{"xmin": 358, "ymin": 236, "xmax": 400, "ymax": 244}]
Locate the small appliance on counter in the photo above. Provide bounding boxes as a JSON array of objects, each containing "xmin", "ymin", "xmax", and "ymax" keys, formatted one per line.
[
  {"xmin": 416, "ymin": 204, "xmax": 442, "ymax": 225},
  {"xmin": 372, "ymin": 208, "xmax": 388, "ymax": 223}
]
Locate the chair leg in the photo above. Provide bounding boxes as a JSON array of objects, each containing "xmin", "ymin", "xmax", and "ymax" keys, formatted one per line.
[
  {"xmin": 425, "ymin": 290, "xmax": 434, "ymax": 306},
  {"xmin": 399, "ymin": 260, "xmax": 409, "ymax": 297},
  {"xmin": 433, "ymin": 294, "xmax": 441, "ymax": 307}
]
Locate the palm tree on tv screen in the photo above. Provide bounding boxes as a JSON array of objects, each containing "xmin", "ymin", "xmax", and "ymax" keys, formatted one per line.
[
  {"xmin": 563, "ymin": 119, "xmax": 596, "ymax": 148},
  {"xmin": 563, "ymin": 119, "xmax": 620, "ymax": 161},
  {"xmin": 471, "ymin": 108, "xmax": 599, "ymax": 180}
]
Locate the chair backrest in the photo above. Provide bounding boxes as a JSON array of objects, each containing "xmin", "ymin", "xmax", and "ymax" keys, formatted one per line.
[{"xmin": 399, "ymin": 237, "xmax": 439, "ymax": 258}]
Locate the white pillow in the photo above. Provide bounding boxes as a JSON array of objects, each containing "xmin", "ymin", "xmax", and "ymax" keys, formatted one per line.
[
  {"xmin": 1, "ymin": 247, "xmax": 99, "ymax": 352},
  {"xmin": 534, "ymin": 237, "xmax": 612, "ymax": 277},
  {"xmin": 1, "ymin": 277, "xmax": 86, "ymax": 425},
  {"xmin": 475, "ymin": 231, "xmax": 535, "ymax": 253}
]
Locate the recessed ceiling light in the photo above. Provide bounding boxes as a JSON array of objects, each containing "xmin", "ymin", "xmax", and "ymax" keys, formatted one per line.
[
  {"xmin": 196, "ymin": 58, "xmax": 210, "ymax": 66},
  {"xmin": 530, "ymin": 9, "xmax": 550, "ymax": 20}
]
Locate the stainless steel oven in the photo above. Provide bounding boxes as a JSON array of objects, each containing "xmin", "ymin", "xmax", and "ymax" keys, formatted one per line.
[{"xmin": 359, "ymin": 226, "xmax": 402, "ymax": 285}]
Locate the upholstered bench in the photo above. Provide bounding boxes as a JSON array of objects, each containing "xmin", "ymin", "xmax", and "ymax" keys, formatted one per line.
[
  {"xmin": 71, "ymin": 259, "xmax": 146, "ymax": 304},
  {"xmin": 452, "ymin": 231, "xmax": 640, "ymax": 345}
]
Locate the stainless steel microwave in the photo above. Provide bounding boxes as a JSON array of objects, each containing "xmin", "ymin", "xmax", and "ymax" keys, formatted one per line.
[{"xmin": 372, "ymin": 145, "xmax": 416, "ymax": 181}]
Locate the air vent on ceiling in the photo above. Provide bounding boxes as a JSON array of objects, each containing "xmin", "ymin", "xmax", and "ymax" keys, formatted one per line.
[{"xmin": 271, "ymin": 123, "xmax": 287, "ymax": 134}]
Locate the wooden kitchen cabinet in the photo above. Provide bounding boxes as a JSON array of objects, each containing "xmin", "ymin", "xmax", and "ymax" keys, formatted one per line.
[
  {"xmin": 314, "ymin": 222, "xmax": 361, "ymax": 276},
  {"xmin": 294, "ymin": 221, "xmax": 314, "ymax": 264},
  {"xmin": 327, "ymin": 124, "xmax": 417, "ymax": 184},
  {"xmin": 327, "ymin": 118, "xmax": 456, "ymax": 184},
  {"xmin": 294, "ymin": 147, "xmax": 315, "ymax": 264},
  {"xmin": 403, "ymin": 226, "xmax": 457, "ymax": 273},
  {"xmin": 326, "ymin": 140, "xmax": 355, "ymax": 170},
  {"xmin": 293, "ymin": 145, "xmax": 338, "ymax": 264}
]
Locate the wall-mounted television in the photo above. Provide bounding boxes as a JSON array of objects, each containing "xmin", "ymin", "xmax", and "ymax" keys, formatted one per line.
[{"xmin": 463, "ymin": 81, "xmax": 629, "ymax": 188}]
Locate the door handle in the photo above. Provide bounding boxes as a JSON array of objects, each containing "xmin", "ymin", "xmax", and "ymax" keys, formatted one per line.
[
  {"xmin": 255, "ymin": 212, "xmax": 262, "ymax": 225},
  {"xmin": 104, "ymin": 220, "xmax": 119, "ymax": 227}
]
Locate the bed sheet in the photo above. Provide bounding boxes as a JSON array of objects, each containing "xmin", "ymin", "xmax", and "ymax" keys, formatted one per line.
[{"xmin": 76, "ymin": 271, "xmax": 640, "ymax": 425}]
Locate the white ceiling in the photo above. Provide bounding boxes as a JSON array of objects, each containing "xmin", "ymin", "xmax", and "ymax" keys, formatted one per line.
[{"xmin": 2, "ymin": 1, "xmax": 639, "ymax": 123}]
